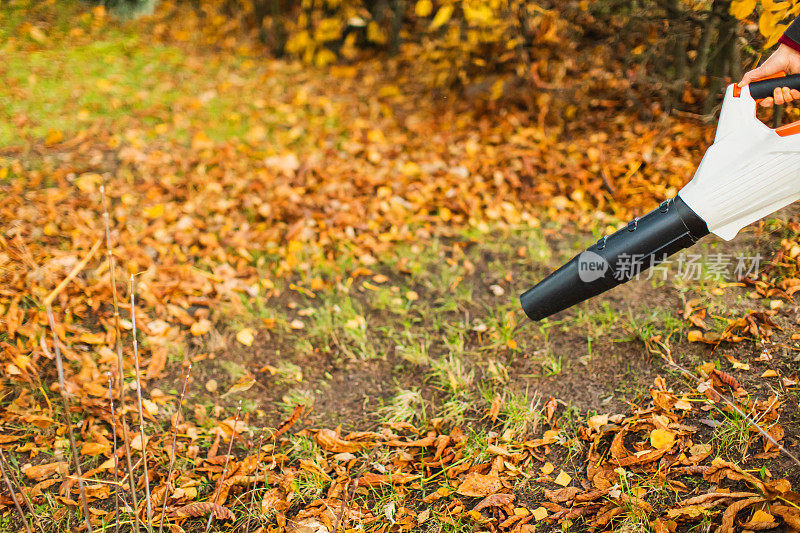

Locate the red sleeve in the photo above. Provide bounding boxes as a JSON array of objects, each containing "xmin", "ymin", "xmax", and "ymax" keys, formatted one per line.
[{"xmin": 781, "ymin": 16, "xmax": 800, "ymax": 53}]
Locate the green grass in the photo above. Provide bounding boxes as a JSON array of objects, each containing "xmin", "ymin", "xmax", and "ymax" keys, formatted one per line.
[
  {"xmin": 380, "ymin": 388, "xmax": 427, "ymax": 425},
  {"xmin": 1, "ymin": 35, "xmax": 186, "ymax": 145},
  {"xmin": 711, "ymin": 406, "xmax": 753, "ymax": 461}
]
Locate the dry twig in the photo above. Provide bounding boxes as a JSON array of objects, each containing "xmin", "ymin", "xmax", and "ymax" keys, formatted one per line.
[
  {"xmin": 158, "ymin": 364, "xmax": 192, "ymax": 533},
  {"xmin": 0, "ymin": 447, "xmax": 45, "ymax": 533},
  {"xmin": 205, "ymin": 401, "xmax": 242, "ymax": 533},
  {"xmin": 129, "ymin": 275, "xmax": 154, "ymax": 532},
  {"xmin": 45, "ymin": 305, "xmax": 93, "ymax": 533},
  {"xmin": 0, "ymin": 449, "xmax": 32, "ymax": 533},
  {"xmin": 102, "ymin": 185, "xmax": 143, "ymax": 533}
]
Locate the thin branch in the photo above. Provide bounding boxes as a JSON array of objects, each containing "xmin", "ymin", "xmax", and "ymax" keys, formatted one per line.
[
  {"xmin": 0, "ymin": 449, "xmax": 32, "ymax": 533},
  {"xmin": 107, "ymin": 372, "xmax": 121, "ymax": 533},
  {"xmin": 129, "ymin": 275, "xmax": 154, "ymax": 533},
  {"xmin": 244, "ymin": 430, "xmax": 266, "ymax": 533},
  {"xmin": 0, "ymin": 447, "xmax": 45, "ymax": 533},
  {"xmin": 158, "ymin": 364, "xmax": 192, "ymax": 533},
  {"xmin": 43, "ymin": 238, "xmax": 102, "ymax": 307},
  {"xmin": 205, "ymin": 401, "xmax": 242, "ymax": 533},
  {"xmin": 45, "ymin": 305, "xmax": 93, "ymax": 533},
  {"xmin": 102, "ymin": 185, "xmax": 142, "ymax": 533}
]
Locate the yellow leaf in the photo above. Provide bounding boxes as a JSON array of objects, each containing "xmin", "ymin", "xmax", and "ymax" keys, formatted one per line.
[
  {"xmin": 554, "ymin": 470, "xmax": 572, "ymax": 487},
  {"xmin": 730, "ymin": 0, "xmax": 756, "ymax": 19},
  {"xmin": 762, "ymin": 369, "xmax": 779, "ymax": 377},
  {"xmin": 415, "ymin": 0, "xmax": 433, "ymax": 17},
  {"xmin": 541, "ymin": 462, "xmax": 554, "ymax": 475},
  {"xmin": 236, "ymin": 328, "xmax": 255, "ymax": 347},
  {"xmin": 79, "ymin": 332, "xmax": 106, "ymax": 345},
  {"xmin": 190, "ymin": 319, "xmax": 211, "ymax": 336},
  {"xmin": 314, "ymin": 48, "xmax": 337, "ymax": 67},
  {"xmin": 750, "ymin": 509, "xmax": 775, "ymax": 523},
  {"xmin": 29, "ymin": 26, "xmax": 47, "ymax": 43},
  {"xmin": 490, "ymin": 79, "xmax": 504, "ymax": 101},
  {"xmin": 765, "ymin": 23, "xmax": 790, "ymax": 48},
  {"xmin": 44, "ymin": 222, "xmax": 59, "ymax": 236},
  {"xmin": 143, "ymin": 204, "xmax": 165, "ymax": 219},
  {"xmin": 76, "ymin": 173, "xmax": 102, "ymax": 193},
  {"xmin": 191, "ymin": 131, "xmax": 213, "ymax": 150},
  {"xmin": 222, "ymin": 374, "xmax": 256, "ymax": 398},
  {"xmin": 45, "ymin": 129, "xmax": 63, "ymax": 146},
  {"xmin": 532, "ymin": 506, "xmax": 548, "ymax": 521},
  {"xmin": 687, "ymin": 330, "xmax": 704, "ymax": 342},
  {"xmin": 429, "ymin": 5, "xmax": 453, "ymax": 30},
  {"xmin": 367, "ymin": 21, "xmax": 387, "ymax": 44},
  {"xmin": 463, "ymin": 3, "xmax": 495, "ymax": 26},
  {"xmin": 759, "ymin": 10, "xmax": 780, "ymax": 39},
  {"xmin": 762, "ymin": 0, "xmax": 790, "ymax": 10},
  {"xmin": 142, "ymin": 399, "xmax": 158, "ymax": 416},
  {"xmin": 650, "ymin": 428, "xmax": 677, "ymax": 450}
]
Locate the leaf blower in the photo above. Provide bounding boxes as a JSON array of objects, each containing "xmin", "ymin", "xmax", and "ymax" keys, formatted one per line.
[{"xmin": 520, "ymin": 74, "xmax": 800, "ymax": 321}]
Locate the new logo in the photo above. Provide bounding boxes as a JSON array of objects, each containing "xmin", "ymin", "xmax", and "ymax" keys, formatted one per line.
[{"xmin": 577, "ymin": 251, "xmax": 609, "ymax": 283}]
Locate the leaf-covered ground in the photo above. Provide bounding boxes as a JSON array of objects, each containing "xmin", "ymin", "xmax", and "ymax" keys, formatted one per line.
[{"xmin": 1, "ymin": 2, "xmax": 799, "ymax": 532}]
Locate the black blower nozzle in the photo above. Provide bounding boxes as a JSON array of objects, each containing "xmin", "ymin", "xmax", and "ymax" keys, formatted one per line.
[{"xmin": 520, "ymin": 196, "xmax": 709, "ymax": 321}]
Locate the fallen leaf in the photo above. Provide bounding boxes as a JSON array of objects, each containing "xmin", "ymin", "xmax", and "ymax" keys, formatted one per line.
[
  {"xmin": 457, "ymin": 472, "xmax": 502, "ymax": 497},
  {"xmin": 357, "ymin": 472, "xmax": 418, "ymax": 487},
  {"xmin": 168, "ymin": 501, "xmax": 234, "ymax": 521},
  {"xmin": 221, "ymin": 374, "xmax": 256, "ymax": 398},
  {"xmin": 236, "ymin": 328, "xmax": 254, "ymax": 346},
  {"xmin": 650, "ymin": 428, "xmax": 677, "ymax": 450},
  {"xmin": 191, "ymin": 319, "xmax": 211, "ymax": 336},
  {"xmin": 22, "ymin": 462, "xmax": 68, "ymax": 481},
  {"xmin": 474, "ymin": 493, "xmax": 515, "ymax": 511},
  {"xmin": 315, "ymin": 428, "xmax": 367, "ymax": 453},
  {"xmin": 554, "ymin": 470, "xmax": 572, "ymax": 487},
  {"xmin": 81, "ymin": 443, "xmax": 110, "ymax": 456}
]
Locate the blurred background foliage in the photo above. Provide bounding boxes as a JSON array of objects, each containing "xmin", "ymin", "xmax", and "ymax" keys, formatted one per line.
[{"xmin": 32, "ymin": 0, "xmax": 800, "ymax": 113}]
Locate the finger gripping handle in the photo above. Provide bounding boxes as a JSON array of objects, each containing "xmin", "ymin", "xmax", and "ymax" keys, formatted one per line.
[{"xmin": 748, "ymin": 74, "xmax": 800, "ymax": 100}]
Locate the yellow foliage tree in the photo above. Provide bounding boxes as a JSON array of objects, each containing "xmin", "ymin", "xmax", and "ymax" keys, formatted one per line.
[{"xmin": 730, "ymin": 0, "xmax": 800, "ymax": 47}]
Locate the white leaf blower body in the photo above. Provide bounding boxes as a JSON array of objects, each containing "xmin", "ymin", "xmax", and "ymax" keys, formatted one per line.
[{"xmin": 680, "ymin": 83, "xmax": 800, "ymax": 240}]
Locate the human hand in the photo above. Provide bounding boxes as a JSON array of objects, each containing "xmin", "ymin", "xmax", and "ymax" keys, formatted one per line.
[{"xmin": 739, "ymin": 43, "xmax": 800, "ymax": 107}]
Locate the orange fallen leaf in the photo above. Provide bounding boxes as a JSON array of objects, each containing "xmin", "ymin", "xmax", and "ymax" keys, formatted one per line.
[
  {"xmin": 315, "ymin": 428, "xmax": 367, "ymax": 453},
  {"xmin": 191, "ymin": 319, "xmax": 211, "ymax": 336},
  {"xmin": 22, "ymin": 462, "xmax": 68, "ymax": 481},
  {"xmin": 357, "ymin": 472, "xmax": 418, "ymax": 487},
  {"xmin": 457, "ymin": 472, "xmax": 501, "ymax": 497},
  {"xmin": 81, "ymin": 442, "xmax": 110, "ymax": 456}
]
